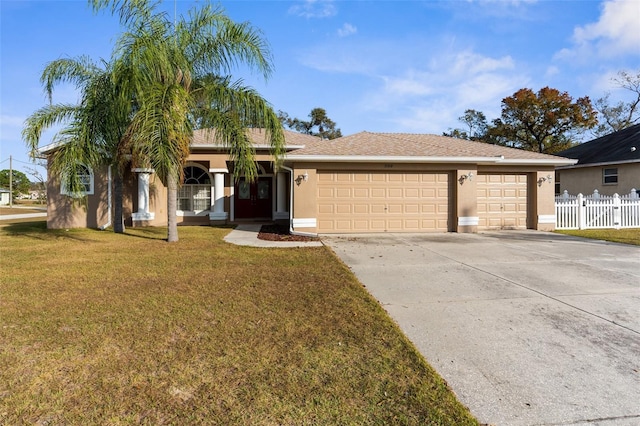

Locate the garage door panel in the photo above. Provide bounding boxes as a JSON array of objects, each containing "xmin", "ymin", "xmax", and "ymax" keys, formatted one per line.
[
  {"xmin": 387, "ymin": 204, "xmax": 403, "ymax": 214},
  {"xmin": 371, "ymin": 188, "xmax": 386, "ymax": 198},
  {"xmin": 353, "ymin": 188, "xmax": 368, "ymax": 198},
  {"xmin": 318, "ymin": 171, "xmax": 449, "ymax": 233},
  {"xmin": 385, "ymin": 188, "xmax": 400, "ymax": 198},
  {"xmin": 318, "ymin": 205, "xmax": 334, "ymax": 215},
  {"xmin": 353, "ymin": 204, "xmax": 369, "ymax": 214},
  {"xmin": 336, "ymin": 205, "xmax": 352, "ymax": 214},
  {"xmin": 405, "ymin": 204, "xmax": 420, "ymax": 214},
  {"xmin": 405, "ymin": 188, "xmax": 419, "ymax": 198},
  {"xmin": 371, "ymin": 204, "xmax": 386, "ymax": 214},
  {"xmin": 477, "ymin": 174, "xmax": 528, "ymax": 230},
  {"xmin": 336, "ymin": 188, "xmax": 351, "ymax": 198},
  {"xmin": 318, "ymin": 188, "xmax": 334, "ymax": 198}
]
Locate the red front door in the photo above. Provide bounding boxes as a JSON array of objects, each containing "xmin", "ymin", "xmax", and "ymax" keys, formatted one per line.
[{"xmin": 235, "ymin": 177, "xmax": 272, "ymax": 219}]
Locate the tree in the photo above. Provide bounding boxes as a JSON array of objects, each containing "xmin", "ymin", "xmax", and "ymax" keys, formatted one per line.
[
  {"xmin": 25, "ymin": 163, "xmax": 47, "ymax": 203},
  {"xmin": 489, "ymin": 87, "xmax": 597, "ymax": 154},
  {"xmin": 279, "ymin": 107, "xmax": 342, "ymax": 139},
  {"xmin": 23, "ymin": 56, "xmax": 131, "ymax": 233},
  {"xmin": 593, "ymin": 69, "xmax": 640, "ymax": 136},
  {"xmin": 97, "ymin": 0, "xmax": 285, "ymax": 242},
  {"xmin": 443, "ymin": 109, "xmax": 489, "ymax": 141},
  {"xmin": 0, "ymin": 169, "xmax": 31, "ymax": 196}
]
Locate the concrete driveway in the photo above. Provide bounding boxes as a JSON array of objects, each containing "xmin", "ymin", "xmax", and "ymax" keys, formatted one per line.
[{"xmin": 324, "ymin": 231, "xmax": 640, "ymax": 426}]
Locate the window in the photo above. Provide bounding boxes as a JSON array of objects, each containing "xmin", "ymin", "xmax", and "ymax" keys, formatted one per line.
[
  {"xmin": 603, "ymin": 168, "xmax": 618, "ymax": 185},
  {"xmin": 61, "ymin": 164, "xmax": 94, "ymax": 197},
  {"xmin": 178, "ymin": 165, "xmax": 211, "ymax": 211}
]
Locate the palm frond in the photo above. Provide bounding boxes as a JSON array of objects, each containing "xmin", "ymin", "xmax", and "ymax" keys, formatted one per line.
[
  {"xmin": 41, "ymin": 56, "xmax": 101, "ymax": 103},
  {"xmin": 22, "ymin": 104, "xmax": 80, "ymax": 157}
]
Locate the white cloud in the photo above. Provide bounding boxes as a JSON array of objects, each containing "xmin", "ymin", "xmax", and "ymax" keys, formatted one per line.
[
  {"xmin": 545, "ymin": 66, "xmax": 560, "ymax": 78},
  {"xmin": 288, "ymin": 0, "xmax": 337, "ymax": 19},
  {"xmin": 361, "ymin": 50, "xmax": 527, "ymax": 133},
  {"xmin": 557, "ymin": 0, "xmax": 640, "ymax": 61},
  {"xmin": 337, "ymin": 23, "xmax": 357, "ymax": 38}
]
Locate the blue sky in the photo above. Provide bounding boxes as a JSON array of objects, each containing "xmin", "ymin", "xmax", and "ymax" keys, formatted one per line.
[{"xmin": 1, "ymin": 0, "xmax": 639, "ymax": 177}]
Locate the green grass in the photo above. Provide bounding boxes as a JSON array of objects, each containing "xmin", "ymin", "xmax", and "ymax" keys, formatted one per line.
[
  {"xmin": 0, "ymin": 224, "xmax": 477, "ymax": 425},
  {"xmin": 555, "ymin": 228, "xmax": 640, "ymax": 246}
]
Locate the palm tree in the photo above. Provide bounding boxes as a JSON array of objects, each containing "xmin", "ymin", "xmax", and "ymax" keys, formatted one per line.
[
  {"xmin": 100, "ymin": 0, "xmax": 285, "ymax": 242},
  {"xmin": 23, "ymin": 56, "xmax": 132, "ymax": 233}
]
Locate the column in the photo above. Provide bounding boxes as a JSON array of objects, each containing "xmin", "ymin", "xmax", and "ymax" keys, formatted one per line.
[
  {"xmin": 275, "ymin": 172, "xmax": 288, "ymax": 219},
  {"xmin": 209, "ymin": 168, "xmax": 228, "ymax": 221},
  {"xmin": 132, "ymin": 168, "xmax": 155, "ymax": 222}
]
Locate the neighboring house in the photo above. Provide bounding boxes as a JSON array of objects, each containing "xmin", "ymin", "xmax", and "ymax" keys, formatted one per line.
[
  {"xmin": 555, "ymin": 124, "xmax": 640, "ymax": 196},
  {"xmin": 0, "ymin": 188, "xmax": 9, "ymax": 206},
  {"xmin": 40, "ymin": 129, "xmax": 574, "ymax": 234}
]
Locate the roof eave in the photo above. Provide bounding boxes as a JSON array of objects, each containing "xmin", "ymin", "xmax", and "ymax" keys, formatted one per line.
[
  {"xmin": 556, "ymin": 158, "xmax": 640, "ymax": 170},
  {"xmin": 492, "ymin": 158, "xmax": 578, "ymax": 166},
  {"xmin": 37, "ymin": 141, "xmax": 65, "ymax": 156},
  {"xmin": 190, "ymin": 144, "xmax": 305, "ymax": 151},
  {"xmin": 285, "ymin": 154, "xmax": 576, "ymax": 166}
]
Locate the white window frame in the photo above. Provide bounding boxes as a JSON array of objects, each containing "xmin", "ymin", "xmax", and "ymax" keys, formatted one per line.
[
  {"xmin": 60, "ymin": 164, "xmax": 94, "ymax": 197},
  {"xmin": 602, "ymin": 168, "xmax": 618, "ymax": 185},
  {"xmin": 177, "ymin": 164, "xmax": 213, "ymax": 215}
]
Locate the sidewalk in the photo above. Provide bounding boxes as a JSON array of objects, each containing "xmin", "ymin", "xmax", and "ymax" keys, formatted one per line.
[
  {"xmin": 223, "ymin": 224, "xmax": 323, "ymax": 248},
  {"xmin": 0, "ymin": 212, "xmax": 47, "ymax": 221}
]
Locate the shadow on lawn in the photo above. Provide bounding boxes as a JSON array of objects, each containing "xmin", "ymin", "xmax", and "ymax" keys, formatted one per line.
[{"xmin": 0, "ymin": 220, "xmax": 102, "ymax": 242}]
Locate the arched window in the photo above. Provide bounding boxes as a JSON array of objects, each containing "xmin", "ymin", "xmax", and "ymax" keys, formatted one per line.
[
  {"xmin": 61, "ymin": 164, "xmax": 94, "ymax": 197},
  {"xmin": 178, "ymin": 165, "xmax": 212, "ymax": 211}
]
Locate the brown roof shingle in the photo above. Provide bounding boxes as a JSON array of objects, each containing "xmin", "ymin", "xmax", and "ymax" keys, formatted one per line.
[
  {"xmin": 287, "ymin": 131, "xmax": 566, "ymax": 161},
  {"xmin": 189, "ymin": 129, "xmax": 574, "ymax": 165},
  {"xmin": 191, "ymin": 128, "xmax": 321, "ymax": 149}
]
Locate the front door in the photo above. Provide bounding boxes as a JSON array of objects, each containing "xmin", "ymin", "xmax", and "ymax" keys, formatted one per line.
[{"xmin": 235, "ymin": 176, "xmax": 272, "ymax": 219}]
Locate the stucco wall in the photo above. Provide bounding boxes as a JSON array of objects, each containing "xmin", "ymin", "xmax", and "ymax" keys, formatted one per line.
[{"xmin": 47, "ymin": 164, "xmax": 110, "ymax": 229}]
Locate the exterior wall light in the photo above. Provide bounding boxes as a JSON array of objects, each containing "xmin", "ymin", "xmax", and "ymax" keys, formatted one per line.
[
  {"xmin": 538, "ymin": 175, "xmax": 553, "ymax": 186},
  {"xmin": 458, "ymin": 172, "xmax": 473, "ymax": 185},
  {"xmin": 295, "ymin": 171, "xmax": 309, "ymax": 186}
]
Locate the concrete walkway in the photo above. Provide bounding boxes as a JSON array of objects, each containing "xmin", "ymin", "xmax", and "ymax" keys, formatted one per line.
[{"xmin": 223, "ymin": 224, "xmax": 323, "ymax": 248}]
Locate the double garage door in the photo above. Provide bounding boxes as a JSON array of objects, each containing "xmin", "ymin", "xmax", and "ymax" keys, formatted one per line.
[
  {"xmin": 316, "ymin": 171, "xmax": 529, "ymax": 233},
  {"xmin": 317, "ymin": 171, "xmax": 449, "ymax": 233}
]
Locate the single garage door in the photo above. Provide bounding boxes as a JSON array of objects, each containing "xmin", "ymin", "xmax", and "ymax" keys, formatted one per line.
[
  {"xmin": 477, "ymin": 173, "xmax": 528, "ymax": 230},
  {"xmin": 317, "ymin": 171, "xmax": 449, "ymax": 233}
]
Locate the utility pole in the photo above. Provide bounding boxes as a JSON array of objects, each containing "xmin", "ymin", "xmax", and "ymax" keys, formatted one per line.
[{"xmin": 9, "ymin": 155, "xmax": 13, "ymax": 208}]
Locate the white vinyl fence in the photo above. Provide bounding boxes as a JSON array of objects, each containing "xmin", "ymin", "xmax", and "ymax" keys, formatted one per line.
[{"xmin": 555, "ymin": 189, "xmax": 640, "ymax": 230}]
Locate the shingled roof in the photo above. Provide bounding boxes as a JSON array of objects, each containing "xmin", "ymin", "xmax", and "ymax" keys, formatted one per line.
[
  {"xmin": 556, "ymin": 124, "xmax": 640, "ymax": 166},
  {"xmin": 286, "ymin": 131, "xmax": 575, "ymax": 166},
  {"xmin": 191, "ymin": 128, "xmax": 321, "ymax": 149}
]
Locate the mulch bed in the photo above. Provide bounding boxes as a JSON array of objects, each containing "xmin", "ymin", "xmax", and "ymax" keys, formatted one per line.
[{"xmin": 258, "ymin": 224, "xmax": 320, "ymax": 242}]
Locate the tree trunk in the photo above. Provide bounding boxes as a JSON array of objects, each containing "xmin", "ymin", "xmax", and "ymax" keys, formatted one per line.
[
  {"xmin": 113, "ymin": 170, "xmax": 125, "ymax": 233},
  {"xmin": 167, "ymin": 171, "xmax": 179, "ymax": 242}
]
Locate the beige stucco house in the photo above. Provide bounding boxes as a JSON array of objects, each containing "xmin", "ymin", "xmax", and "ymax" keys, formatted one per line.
[
  {"xmin": 42, "ymin": 129, "xmax": 575, "ymax": 234},
  {"xmin": 555, "ymin": 124, "xmax": 640, "ymax": 196}
]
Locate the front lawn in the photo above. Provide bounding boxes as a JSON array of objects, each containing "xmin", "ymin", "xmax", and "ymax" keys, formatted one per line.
[
  {"xmin": 0, "ymin": 223, "xmax": 477, "ymax": 425},
  {"xmin": 555, "ymin": 228, "xmax": 640, "ymax": 246}
]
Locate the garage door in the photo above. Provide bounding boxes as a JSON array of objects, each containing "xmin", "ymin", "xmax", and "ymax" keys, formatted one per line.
[
  {"xmin": 477, "ymin": 174, "xmax": 528, "ymax": 230},
  {"xmin": 317, "ymin": 171, "xmax": 449, "ymax": 233}
]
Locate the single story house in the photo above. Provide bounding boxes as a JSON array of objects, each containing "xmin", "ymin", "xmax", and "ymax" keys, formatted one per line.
[
  {"xmin": 555, "ymin": 124, "xmax": 640, "ymax": 196},
  {"xmin": 41, "ymin": 129, "xmax": 575, "ymax": 234}
]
